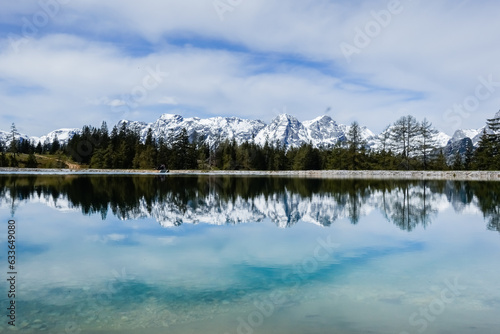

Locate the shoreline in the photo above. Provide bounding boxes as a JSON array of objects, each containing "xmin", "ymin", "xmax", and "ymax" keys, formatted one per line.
[{"xmin": 1, "ymin": 168, "xmax": 500, "ymax": 181}]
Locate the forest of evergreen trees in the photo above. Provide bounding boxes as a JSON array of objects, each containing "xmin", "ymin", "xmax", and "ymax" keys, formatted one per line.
[{"xmin": 1, "ymin": 114, "xmax": 500, "ymax": 171}]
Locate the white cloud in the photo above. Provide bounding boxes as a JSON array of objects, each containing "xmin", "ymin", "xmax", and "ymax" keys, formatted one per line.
[
  {"xmin": 158, "ymin": 96, "xmax": 178, "ymax": 105},
  {"xmin": 107, "ymin": 99, "xmax": 127, "ymax": 107},
  {"xmin": 1, "ymin": 0, "xmax": 500, "ymax": 136}
]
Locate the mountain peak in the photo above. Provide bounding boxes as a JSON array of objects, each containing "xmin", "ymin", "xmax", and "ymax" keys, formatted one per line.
[
  {"xmin": 2, "ymin": 113, "xmax": 465, "ymax": 153},
  {"xmin": 317, "ymin": 115, "xmax": 333, "ymax": 122},
  {"xmin": 304, "ymin": 115, "xmax": 335, "ymax": 125},
  {"xmin": 159, "ymin": 114, "xmax": 183, "ymax": 122},
  {"xmin": 272, "ymin": 113, "xmax": 298, "ymax": 122},
  {"xmin": 451, "ymin": 128, "xmax": 482, "ymax": 143}
]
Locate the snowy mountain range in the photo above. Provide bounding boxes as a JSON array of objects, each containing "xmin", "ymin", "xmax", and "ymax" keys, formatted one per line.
[
  {"xmin": 1, "ymin": 111, "xmax": 499, "ymax": 153},
  {"xmin": 114, "ymin": 113, "xmax": 378, "ymax": 149},
  {"xmin": 451, "ymin": 110, "xmax": 500, "ymax": 146}
]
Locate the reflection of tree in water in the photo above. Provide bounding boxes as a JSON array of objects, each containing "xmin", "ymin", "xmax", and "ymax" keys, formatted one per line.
[
  {"xmin": 444, "ymin": 181, "xmax": 475, "ymax": 213},
  {"xmin": 334, "ymin": 180, "xmax": 373, "ymax": 225},
  {"xmin": 468, "ymin": 182, "xmax": 500, "ymax": 233},
  {"xmin": 0, "ymin": 175, "xmax": 498, "ymax": 233},
  {"xmin": 380, "ymin": 180, "xmax": 441, "ymax": 231}
]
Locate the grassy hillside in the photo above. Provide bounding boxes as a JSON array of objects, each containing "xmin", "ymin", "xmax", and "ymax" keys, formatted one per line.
[{"xmin": 1, "ymin": 153, "xmax": 84, "ymax": 169}]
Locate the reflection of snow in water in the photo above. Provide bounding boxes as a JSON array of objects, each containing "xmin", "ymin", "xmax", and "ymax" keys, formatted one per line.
[
  {"xmin": 1, "ymin": 179, "xmax": 499, "ymax": 334},
  {"xmin": 1, "ymin": 181, "xmax": 482, "ymax": 229}
]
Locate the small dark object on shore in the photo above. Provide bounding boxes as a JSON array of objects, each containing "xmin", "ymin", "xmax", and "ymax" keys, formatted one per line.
[{"xmin": 157, "ymin": 164, "xmax": 169, "ymax": 173}]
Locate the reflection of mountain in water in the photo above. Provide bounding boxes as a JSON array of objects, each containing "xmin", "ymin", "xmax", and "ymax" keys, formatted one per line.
[{"xmin": 0, "ymin": 175, "xmax": 498, "ymax": 232}]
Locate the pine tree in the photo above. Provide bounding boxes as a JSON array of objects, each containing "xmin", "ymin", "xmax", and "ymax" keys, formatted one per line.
[
  {"xmin": 100, "ymin": 121, "xmax": 109, "ymax": 145},
  {"xmin": 50, "ymin": 135, "xmax": 61, "ymax": 154},
  {"xmin": 186, "ymin": 137, "xmax": 199, "ymax": 170},
  {"xmin": 110, "ymin": 125, "xmax": 119, "ymax": 150},
  {"xmin": 35, "ymin": 142, "xmax": 43, "ymax": 154},
  {"xmin": 197, "ymin": 142, "xmax": 210, "ymax": 170},
  {"xmin": 326, "ymin": 142, "xmax": 344, "ymax": 170},
  {"xmin": 132, "ymin": 146, "xmax": 156, "ymax": 169},
  {"xmin": 142, "ymin": 128, "xmax": 157, "ymax": 168},
  {"xmin": 171, "ymin": 128, "xmax": 190, "ymax": 169},
  {"xmin": 292, "ymin": 144, "xmax": 308, "ymax": 170},
  {"xmin": 432, "ymin": 150, "xmax": 448, "ymax": 170},
  {"xmin": 464, "ymin": 139, "xmax": 474, "ymax": 170},
  {"xmin": 156, "ymin": 136, "xmax": 166, "ymax": 167},
  {"xmin": 220, "ymin": 139, "xmax": 236, "ymax": 170},
  {"xmin": 250, "ymin": 141, "xmax": 266, "ymax": 170},
  {"xmin": 419, "ymin": 118, "xmax": 438, "ymax": 170},
  {"xmin": 272, "ymin": 141, "xmax": 287, "ymax": 170},
  {"xmin": 9, "ymin": 154, "xmax": 19, "ymax": 167},
  {"xmin": 9, "ymin": 123, "xmax": 19, "ymax": 157},
  {"xmin": 346, "ymin": 121, "xmax": 367, "ymax": 170},
  {"xmin": 43, "ymin": 138, "xmax": 51, "ymax": 154},
  {"xmin": 56, "ymin": 152, "xmax": 66, "ymax": 168},
  {"xmin": 486, "ymin": 111, "xmax": 500, "ymax": 136},
  {"xmin": 26, "ymin": 153, "xmax": 38, "ymax": 168},
  {"xmin": 485, "ymin": 112, "xmax": 500, "ymax": 169},
  {"xmin": 233, "ymin": 141, "xmax": 245, "ymax": 170},
  {"xmin": 113, "ymin": 142, "xmax": 128, "ymax": 168},
  {"xmin": 473, "ymin": 129, "xmax": 495, "ymax": 170},
  {"xmin": 451, "ymin": 150, "xmax": 463, "ymax": 170},
  {"xmin": 0, "ymin": 152, "xmax": 7, "ymax": 167},
  {"xmin": 145, "ymin": 128, "xmax": 155, "ymax": 148},
  {"xmin": 90, "ymin": 148, "xmax": 106, "ymax": 168}
]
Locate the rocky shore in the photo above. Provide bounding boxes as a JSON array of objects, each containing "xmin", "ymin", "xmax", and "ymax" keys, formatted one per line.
[{"xmin": 1, "ymin": 168, "xmax": 500, "ymax": 181}]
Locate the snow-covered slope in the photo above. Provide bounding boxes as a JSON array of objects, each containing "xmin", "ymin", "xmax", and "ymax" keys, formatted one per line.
[
  {"xmin": 0, "ymin": 130, "xmax": 32, "ymax": 147},
  {"xmin": 302, "ymin": 115, "xmax": 348, "ymax": 147},
  {"xmin": 152, "ymin": 114, "xmax": 266, "ymax": 146},
  {"xmin": 446, "ymin": 110, "xmax": 500, "ymax": 148},
  {"xmin": 118, "ymin": 114, "xmax": 266, "ymax": 147},
  {"xmin": 36, "ymin": 128, "xmax": 81, "ymax": 145},
  {"xmin": 435, "ymin": 132, "xmax": 453, "ymax": 147},
  {"xmin": 5, "ymin": 112, "xmax": 499, "ymax": 152},
  {"xmin": 451, "ymin": 128, "xmax": 483, "ymax": 143},
  {"xmin": 118, "ymin": 113, "xmax": 377, "ymax": 150},
  {"xmin": 254, "ymin": 114, "xmax": 310, "ymax": 148}
]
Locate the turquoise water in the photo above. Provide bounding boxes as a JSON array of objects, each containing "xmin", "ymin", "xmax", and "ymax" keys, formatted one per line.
[{"xmin": 0, "ymin": 175, "xmax": 499, "ymax": 333}]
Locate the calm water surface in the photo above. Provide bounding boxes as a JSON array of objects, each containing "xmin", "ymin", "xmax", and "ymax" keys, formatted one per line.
[{"xmin": 0, "ymin": 175, "xmax": 499, "ymax": 334}]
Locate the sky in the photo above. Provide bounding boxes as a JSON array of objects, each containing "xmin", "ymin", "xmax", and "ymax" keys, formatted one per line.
[{"xmin": 1, "ymin": 0, "xmax": 500, "ymax": 137}]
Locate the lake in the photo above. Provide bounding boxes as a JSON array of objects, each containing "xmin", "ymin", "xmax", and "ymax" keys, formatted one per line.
[{"xmin": 1, "ymin": 174, "xmax": 499, "ymax": 334}]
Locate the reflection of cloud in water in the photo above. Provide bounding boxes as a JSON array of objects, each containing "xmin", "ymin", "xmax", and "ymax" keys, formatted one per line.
[{"xmin": 1, "ymin": 176, "xmax": 500, "ymax": 333}]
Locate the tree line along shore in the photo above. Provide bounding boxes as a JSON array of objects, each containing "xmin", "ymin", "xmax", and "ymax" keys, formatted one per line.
[{"xmin": 1, "ymin": 114, "xmax": 500, "ymax": 171}]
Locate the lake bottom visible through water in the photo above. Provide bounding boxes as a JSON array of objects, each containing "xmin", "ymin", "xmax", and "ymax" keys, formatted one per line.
[{"xmin": 0, "ymin": 175, "xmax": 499, "ymax": 334}]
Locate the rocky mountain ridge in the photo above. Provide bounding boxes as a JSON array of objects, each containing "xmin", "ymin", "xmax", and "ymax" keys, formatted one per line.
[{"xmin": 2, "ymin": 112, "xmax": 499, "ymax": 155}]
